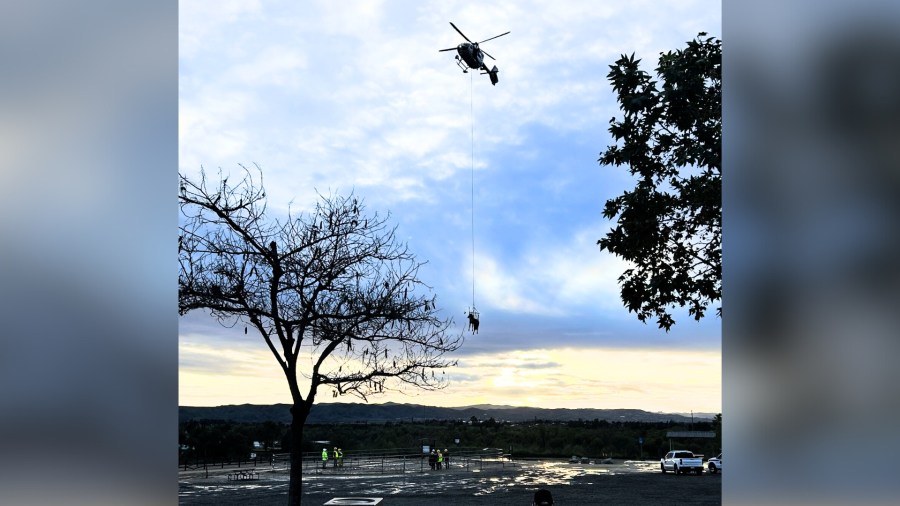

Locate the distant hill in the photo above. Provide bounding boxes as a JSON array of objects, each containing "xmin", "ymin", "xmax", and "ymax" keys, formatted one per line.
[
  {"xmin": 179, "ymin": 402, "xmax": 713, "ymax": 425},
  {"xmin": 674, "ymin": 412, "xmax": 719, "ymax": 420}
]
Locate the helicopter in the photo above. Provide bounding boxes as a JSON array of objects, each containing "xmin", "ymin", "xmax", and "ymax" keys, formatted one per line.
[{"xmin": 439, "ymin": 22, "xmax": 510, "ymax": 85}]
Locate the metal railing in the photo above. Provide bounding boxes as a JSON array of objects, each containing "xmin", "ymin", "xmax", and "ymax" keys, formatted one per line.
[
  {"xmin": 179, "ymin": 447, "xmax": 517, "ymax": 476},
  {"xmin": 299, "ymin": 447, "xmax": 516, "ymax": 475}
]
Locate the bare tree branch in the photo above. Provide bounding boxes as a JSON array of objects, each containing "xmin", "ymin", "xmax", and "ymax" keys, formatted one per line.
[{"xmin": 179, "ymin": 165, "xmax": 463, "ymax": 504}]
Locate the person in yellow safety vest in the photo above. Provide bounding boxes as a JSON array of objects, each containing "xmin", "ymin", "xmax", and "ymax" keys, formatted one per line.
[
  {"xmin": 321, "ymin": 448, "xmax": 328, "ymax": 469},
  {"xmin": 333, "ymin": 447, "xmax": 339, "ymax": 467},
  {"xmin": 437, "ymin": 449, "xmax": 443, "ymax": 470},
  {"xmin": 337, "ymin": 448, "xmax": 344, "ymax": 467}
]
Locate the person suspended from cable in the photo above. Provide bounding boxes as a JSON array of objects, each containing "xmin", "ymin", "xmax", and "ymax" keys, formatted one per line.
[
  {"xmin": 467, "ymin": 307, "xmax": 480, "ymax": 334},
  {"xmin": 440, "ymin": 26, "xmax": 499, "ymax": 336}
]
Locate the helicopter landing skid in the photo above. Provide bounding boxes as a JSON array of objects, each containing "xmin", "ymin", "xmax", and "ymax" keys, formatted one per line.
[{"xmin": 454, "ymin": 56, "xmax": 469, "ymax": 73}]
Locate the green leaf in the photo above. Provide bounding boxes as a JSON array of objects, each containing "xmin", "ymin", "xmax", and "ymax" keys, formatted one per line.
[{"xmin": 597, "ymin": 32, "xmax": 721, "ymax": 331}]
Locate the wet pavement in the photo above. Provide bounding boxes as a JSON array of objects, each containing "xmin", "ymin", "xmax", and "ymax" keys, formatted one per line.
[{"xmin": 179, "ymin": 459, "xmax": 720, "ymax": 505}]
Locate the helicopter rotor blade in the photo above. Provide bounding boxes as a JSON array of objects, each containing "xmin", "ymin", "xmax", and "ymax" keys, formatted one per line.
[
  {"xmin": 481, "ymin": 49, "xmax": 496, "ymax": 60},
  {"xmin": 438, "ymin": 47, "xmax": 457, "ymax": 52},
  {"xmin": 478, "ymin": 31, "xmax": 510, "ymax": 44},
  {"xmin": 449, "ymin": 22, "xmax": 472, "ymax": 43}
]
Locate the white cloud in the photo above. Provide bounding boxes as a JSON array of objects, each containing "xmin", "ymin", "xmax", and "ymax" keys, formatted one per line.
[
  {"xmin": 468, "ymin": 221, "xmax": 630, "ymax": 317},
  {"xmin": 227, "ymin": 45, "xmax": 309, "ymax": 88},
  {"xmin": 179, "ymin": 339, "xmax": 721, "ymax": 412},
  {"xmin": 535, "ymin": 225, "xmax": 630, "ymax": 311},
  {"xmin": 402, "ymin": 347, "xmax": 721, "ymax": 412},
  {"xmin": 179, "ymin": 0, "xmax": 263, "ymax": 60},
  {"xmin": 179, "ymin": 86, "xmax": 257, "ymax": 170},
  {"xmin": 180, "ymin": 0, "xmax": 720, "ymax": 208},
  {"xmin": 179, "ymin": 333, "xmax": 276, "ymax": 377},
  {"xmin": 178, "ymin": 0, "xmax": 722, "ymax": 408},
  {"xmin": 471, "ymin": 251, "xmax": 559, "ymax": 316}
]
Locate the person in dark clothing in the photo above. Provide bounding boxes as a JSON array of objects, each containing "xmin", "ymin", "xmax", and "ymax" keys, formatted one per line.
[
  {"xmin": 467, "ymin": 311, "xmax": 479, "ymax": 334},
  {"xmin": 533, "ymin": 488, "xmax": 553, "ymax": 506}
]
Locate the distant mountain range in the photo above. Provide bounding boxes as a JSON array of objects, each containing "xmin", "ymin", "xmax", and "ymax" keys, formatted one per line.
[{"xmin": 179, "ymin": 402, "xmax": 714, "ymax": 425}]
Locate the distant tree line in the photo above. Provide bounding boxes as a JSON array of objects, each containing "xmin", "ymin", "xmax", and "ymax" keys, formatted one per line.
[
  {"xmin": 179, "ymin": 416, "xmax": 721, "ymax": 464},
  {"xmin": 179, "ymin": 419, "xmax": 283, "ymax": 465}
]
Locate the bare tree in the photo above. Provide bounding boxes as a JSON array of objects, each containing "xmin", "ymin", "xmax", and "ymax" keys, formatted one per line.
[{"xmin": 178, "ymin": 166, "xmax": 463, "ymax": 505}]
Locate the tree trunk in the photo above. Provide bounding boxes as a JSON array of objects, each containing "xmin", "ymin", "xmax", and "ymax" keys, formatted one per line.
[{"xmin": 288, "ymin": 404, "xmax": 309, "ymax": 505}]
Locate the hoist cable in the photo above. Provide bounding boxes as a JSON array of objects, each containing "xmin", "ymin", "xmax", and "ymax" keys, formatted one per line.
[{"xmin": 469, "ymin": 72, "xmax": 476, "ymax": 311}]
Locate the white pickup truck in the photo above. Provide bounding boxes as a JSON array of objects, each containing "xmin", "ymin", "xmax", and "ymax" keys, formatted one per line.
[
  {"xmin": 660, "ymin": 450, "xmax": 704, "ymax": 475},
  {"xmin": 706, "ymin": 453, "xmax": 722, "ymax": 474}
]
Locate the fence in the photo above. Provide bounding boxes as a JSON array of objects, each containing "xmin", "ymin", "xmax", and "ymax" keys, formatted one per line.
[
  {"xmin": 180, "ymin": 454, "xmax": 271, "ymax": 472},
  {"xmin": 300, "ymin": 447, "xmax": 516, "ymax": 475},
  {"xmin": 180, "ymin": 447, "xmax": 516, "ymax": 476}
]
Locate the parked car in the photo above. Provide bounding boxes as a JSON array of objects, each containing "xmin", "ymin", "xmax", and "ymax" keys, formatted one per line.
[
  {"xmin": 661, "ymin": 450, "xmax": 704, "ymax": 475},
  {"xmin": 706, "ymin": 453, "xmax": 722, "ymax": 474}
]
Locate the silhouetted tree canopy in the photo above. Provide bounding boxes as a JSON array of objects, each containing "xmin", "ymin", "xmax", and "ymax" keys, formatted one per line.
[{"xmin": 598, "ymin": 34, "xmax": 721, "ymax": 331}]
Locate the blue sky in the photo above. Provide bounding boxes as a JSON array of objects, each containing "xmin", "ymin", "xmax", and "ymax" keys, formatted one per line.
[{"xmin": 179, "ymin": 0, "xmax": 721, "ymax": 412}]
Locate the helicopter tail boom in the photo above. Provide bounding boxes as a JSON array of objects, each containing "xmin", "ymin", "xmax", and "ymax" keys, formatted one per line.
[{"xmin": 480, "ymin": 65, "xmax": 499, "ymax": 85}]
